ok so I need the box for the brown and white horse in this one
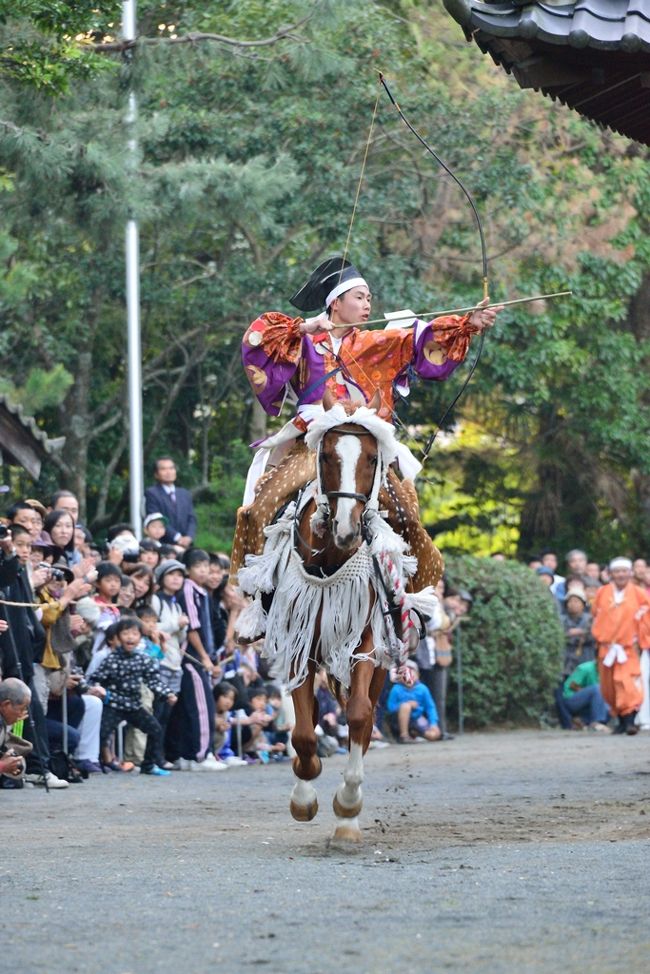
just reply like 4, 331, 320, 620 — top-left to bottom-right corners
288, 391, 391, 842
237, 391, 425, 842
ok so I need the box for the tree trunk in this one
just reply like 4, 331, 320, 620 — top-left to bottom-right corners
59, 348, 93, 522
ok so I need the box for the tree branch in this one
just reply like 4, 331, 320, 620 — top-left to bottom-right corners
86, 13, 315, 54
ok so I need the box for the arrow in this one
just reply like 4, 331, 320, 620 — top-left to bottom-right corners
354, 290, 572, 330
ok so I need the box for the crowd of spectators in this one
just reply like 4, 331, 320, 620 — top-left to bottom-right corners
0, 459, 298, 791
522, 548, 650, 735
2, 458, 649, 793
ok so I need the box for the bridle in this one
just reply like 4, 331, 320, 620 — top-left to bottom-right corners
318, 424, 377, 506
292, 423, 382, 559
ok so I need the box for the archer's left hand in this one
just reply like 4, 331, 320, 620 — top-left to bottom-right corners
468, 296, 502, 332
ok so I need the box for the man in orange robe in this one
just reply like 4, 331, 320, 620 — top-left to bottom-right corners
591, 557, 650, 734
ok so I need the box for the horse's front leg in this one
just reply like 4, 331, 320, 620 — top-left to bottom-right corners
289, 660, 322, 822
332, 637, 380, 842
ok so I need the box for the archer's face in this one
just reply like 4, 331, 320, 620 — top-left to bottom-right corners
330, 286, 372, 326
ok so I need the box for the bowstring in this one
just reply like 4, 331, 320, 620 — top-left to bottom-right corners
333, 86, 414, 436
338, 87, 381, 283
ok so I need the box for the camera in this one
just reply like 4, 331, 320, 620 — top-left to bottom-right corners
38, 561, 65, 581
0, 523, 10, 540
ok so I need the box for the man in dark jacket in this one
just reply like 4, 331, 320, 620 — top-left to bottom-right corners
144, 457, 197, 549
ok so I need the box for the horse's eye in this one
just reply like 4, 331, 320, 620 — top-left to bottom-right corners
370, 455, 378, 466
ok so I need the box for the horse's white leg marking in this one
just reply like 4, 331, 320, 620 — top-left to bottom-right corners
334, 742, 364, 813
333, 743, 364, 840
291, 777, 318, 808
290, 774, 319, 822
333, 435, 361, 546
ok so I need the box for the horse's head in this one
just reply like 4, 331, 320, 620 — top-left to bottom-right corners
318, 391, 381, 551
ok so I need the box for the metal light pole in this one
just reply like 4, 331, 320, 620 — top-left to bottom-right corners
122, 0, 143, 538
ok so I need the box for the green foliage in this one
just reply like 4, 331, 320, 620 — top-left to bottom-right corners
443, 555, 564, 727
0, 0, 649, 555
0, 2, 119, 93
0, 364, 73, 410
193, 441, 249, 553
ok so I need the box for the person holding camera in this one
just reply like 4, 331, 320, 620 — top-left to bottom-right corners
0, 677, 33, 789
35, 560, 105, 773
2, 525, 68, 787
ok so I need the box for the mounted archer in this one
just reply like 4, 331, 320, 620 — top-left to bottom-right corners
231, 255, 500, 592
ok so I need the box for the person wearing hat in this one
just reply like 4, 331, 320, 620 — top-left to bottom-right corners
143, 512, 168, 544
591, 557, 650, 734
150, 559, 189, 699
232, 255, 501, 589
559, 585, 595, 678
535, 566, 555, 588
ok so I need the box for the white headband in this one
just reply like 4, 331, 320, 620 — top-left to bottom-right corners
325, 277, 367, 308
609, 557, 632, 570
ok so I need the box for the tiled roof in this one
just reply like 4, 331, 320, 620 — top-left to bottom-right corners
444, 1, 650, 144
0, 394, 65, 479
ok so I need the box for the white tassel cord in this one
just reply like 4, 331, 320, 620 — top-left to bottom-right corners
237, 403, 440, 689
236, 502, 435, 692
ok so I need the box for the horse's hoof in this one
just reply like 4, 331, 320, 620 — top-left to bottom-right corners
332, 824, 363, 844
332, 793, 363, 819
290, 798, 319, 822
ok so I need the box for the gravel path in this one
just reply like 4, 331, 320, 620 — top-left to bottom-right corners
3, 729, 649, 973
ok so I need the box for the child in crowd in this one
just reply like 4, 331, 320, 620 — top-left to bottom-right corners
255, 685, 288, 762
135, 604, 165, 662
212, 682, 247, 766
138, 540, 161, 571
85, 562, 121, 655
236, 685, 274, 763
165, 549, 223, 771
117, 574, 136, 611
143, 513, 183, 556
90, 617, 177, 776
151, 560, 188, 695
386, 660, 441, 743
129, 564, 154, 609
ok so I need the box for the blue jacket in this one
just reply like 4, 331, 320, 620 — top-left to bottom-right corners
387, 681, 439, 726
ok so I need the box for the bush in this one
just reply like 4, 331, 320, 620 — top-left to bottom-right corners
442, 555, 564, 727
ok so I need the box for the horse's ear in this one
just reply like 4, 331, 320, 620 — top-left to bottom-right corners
368, 389, 381, 412
322, 389, 336, 411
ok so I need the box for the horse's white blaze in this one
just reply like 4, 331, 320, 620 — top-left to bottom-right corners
333, 435, 362, 544
335, 741, 364, 810
291, 777, 317, 808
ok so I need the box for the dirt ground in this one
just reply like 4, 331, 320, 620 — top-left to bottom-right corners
3, 729, 649, 973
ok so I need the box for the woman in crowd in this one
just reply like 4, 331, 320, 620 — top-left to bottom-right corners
42, 510, 77, 567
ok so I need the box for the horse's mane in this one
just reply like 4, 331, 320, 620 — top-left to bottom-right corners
304, 402, 399, 467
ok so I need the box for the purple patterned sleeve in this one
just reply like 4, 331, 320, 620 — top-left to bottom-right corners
410, 320, 462, 381
242, 312, 303, 416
